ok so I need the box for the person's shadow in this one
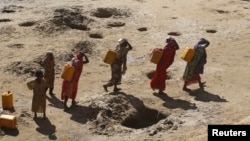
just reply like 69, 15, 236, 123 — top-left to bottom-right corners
64, 104, 98, 124
187, 88, 228, 102
46, 94, 64, 109
34, 117, 57, 140
153, 92, 197, 110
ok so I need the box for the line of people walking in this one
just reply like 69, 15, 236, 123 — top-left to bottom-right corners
150, 37, 210, 94
26, 37, 210, 119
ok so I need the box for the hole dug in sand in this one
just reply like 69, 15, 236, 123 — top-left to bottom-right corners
88, 94, 169, 135
121, 107, 167, 129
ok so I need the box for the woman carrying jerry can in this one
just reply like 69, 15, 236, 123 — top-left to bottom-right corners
182, 38, 210, 92
61, 51, 89, 110
150, 37, 179, 94
103, 38, 133, 92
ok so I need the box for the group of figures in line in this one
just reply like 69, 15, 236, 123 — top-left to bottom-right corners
26, 37, 210, 119
150, 37, 210, 94
27, 50, 89, 119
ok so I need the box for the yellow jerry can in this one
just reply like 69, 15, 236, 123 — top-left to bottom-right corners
181, 47, 195, 62
0, 114, 17, 129
61, 63, 75, 81
2, 91, 13, 109
103, 49, 117, 64
150, 49, 163, 64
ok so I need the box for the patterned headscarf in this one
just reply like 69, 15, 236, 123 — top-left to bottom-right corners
194, 38, 210, 49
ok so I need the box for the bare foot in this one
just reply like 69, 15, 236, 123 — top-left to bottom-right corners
64, 105, 69, 111
199, 82, 206, 88
49, 92, 55, 95
103, 85, 108, 92
71, 100, 78, 106
113, 87, 121, 92
183, 87, 191, 92
158, 90, 165, 94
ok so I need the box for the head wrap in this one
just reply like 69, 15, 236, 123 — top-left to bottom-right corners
166, 36, 174, 43
35, 70, 43, 78
76, 52, 84, 60
194, 38, 210, 49
46, 51, 54, 58
118, 38, 127, 44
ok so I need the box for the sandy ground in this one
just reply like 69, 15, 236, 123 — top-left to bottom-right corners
0, 0, 250, 141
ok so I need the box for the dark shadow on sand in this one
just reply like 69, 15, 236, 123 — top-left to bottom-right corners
64, 104, 98, 124
34, 117, 57, 140
111, 91, 167, 129
114, 91, 146, 109
187, 88, 228, 102
153, 92, 197, 110
107, 91, 169, 114
2, 107, 16, 113
46, 94, 64, 109
64, 90, 167, 129
0, 127, 19, 136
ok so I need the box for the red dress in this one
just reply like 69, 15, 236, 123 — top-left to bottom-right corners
61, 54, 84, 100
150, 41, 177, 91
